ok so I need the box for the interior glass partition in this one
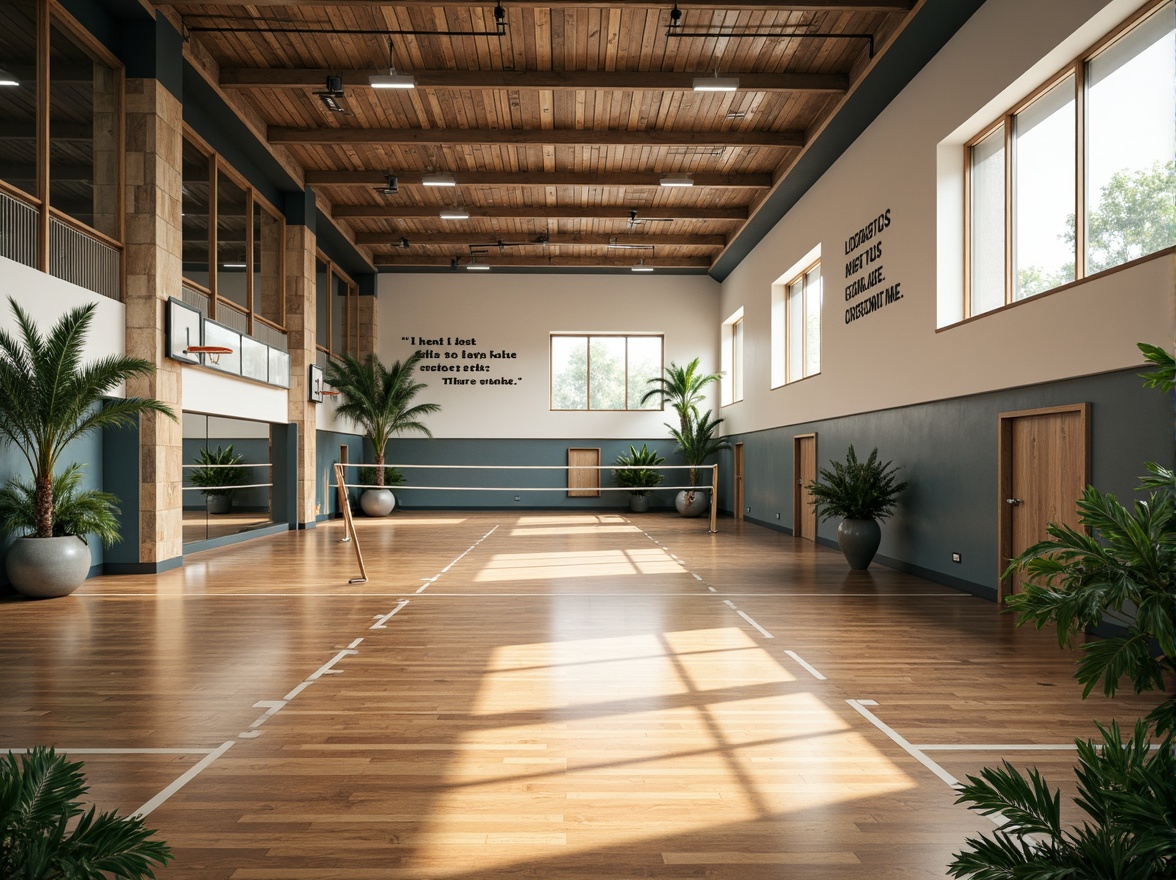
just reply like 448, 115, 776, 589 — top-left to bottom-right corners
181, 412, 282, 545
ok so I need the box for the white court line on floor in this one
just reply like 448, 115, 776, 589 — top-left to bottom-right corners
416, 525, 500, 593
307, 649, 359, 681
371, 599, 410, 629
785, 650, 825, 680
81, 591, 971, 599
132, 740, 235, 819
916, 743, 1082, 751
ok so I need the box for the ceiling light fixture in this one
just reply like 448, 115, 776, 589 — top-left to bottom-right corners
466, 261, 490, 271
315, 75, 348, 112
631, 260, 655, 272
659, 173, 694, 187
440, 208, 469, 220
693, 71, 739, 92
375, 173, 398, 195
0, 67, 20, 87
422, 172, 456, 187
370, 38, 416, 89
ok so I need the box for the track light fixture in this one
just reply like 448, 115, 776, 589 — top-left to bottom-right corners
376, 173, 398, 195
631, 260, 655, 272
370, 38, 416, 89
315, 75, 348, 112
440, 208, 470, 220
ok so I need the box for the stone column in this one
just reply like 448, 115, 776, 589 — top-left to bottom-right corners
123, 77, 184, 568
285, 191, 318, 527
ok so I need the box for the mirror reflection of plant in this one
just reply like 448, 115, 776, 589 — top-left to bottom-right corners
0, 464, 121, 546
357, 466, 405, 488
612, 444, 665, 497
188, 445, 249, 498
0, 746, 172, 879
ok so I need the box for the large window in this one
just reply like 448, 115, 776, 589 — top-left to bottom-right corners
771, 253, 821, 387
966, 1, 1175, 317
720, 308, 744, 406
550, 334, 662, 411
315, 254, 358, 366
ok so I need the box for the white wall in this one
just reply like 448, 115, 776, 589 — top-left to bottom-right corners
376, 272, 721, 439
719, 0, 1174, 437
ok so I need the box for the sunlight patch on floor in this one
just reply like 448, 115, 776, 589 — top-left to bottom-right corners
474, 548, 685, 581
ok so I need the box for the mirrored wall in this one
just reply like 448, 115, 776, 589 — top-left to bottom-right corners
182, 413, 282, 545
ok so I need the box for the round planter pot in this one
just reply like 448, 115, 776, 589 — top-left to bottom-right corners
5, 535, 91, 599
837, 518, 882, 570
360, 488, 397, 517
628, 494, 650, 513
675, 489, 709, 517
205, 494, 232, 515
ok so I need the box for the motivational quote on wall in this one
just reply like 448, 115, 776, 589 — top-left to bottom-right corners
404, 335, 523, 387
843, 208, 903, 325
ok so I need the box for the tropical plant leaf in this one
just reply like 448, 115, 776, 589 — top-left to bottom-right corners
805, 445, 909, 522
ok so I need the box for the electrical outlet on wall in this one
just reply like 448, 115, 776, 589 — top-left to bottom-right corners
775, 513, 781, 519
952, 552, 961, 563
745, 507, 751, 513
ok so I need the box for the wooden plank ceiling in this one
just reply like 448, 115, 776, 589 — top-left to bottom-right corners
166, 1, 915, 271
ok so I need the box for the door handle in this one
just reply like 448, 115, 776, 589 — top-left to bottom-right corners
1006, 498, 1022, 505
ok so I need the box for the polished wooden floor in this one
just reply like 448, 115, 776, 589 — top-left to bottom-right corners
0, 512, 1161, 879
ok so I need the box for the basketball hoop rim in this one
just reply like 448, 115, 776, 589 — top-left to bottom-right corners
184, 345, 234, 355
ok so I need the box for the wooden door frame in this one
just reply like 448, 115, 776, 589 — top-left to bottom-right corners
997, 403, 1090, 604
793, 433, 817, 539
734, 442, 744, 520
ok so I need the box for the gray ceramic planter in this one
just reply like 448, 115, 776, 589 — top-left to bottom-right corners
5, 535, 91, 599
837, 518, 882, 570
360, 488, 396, 516
675, 489, 709, 517
628, 494, 650, 513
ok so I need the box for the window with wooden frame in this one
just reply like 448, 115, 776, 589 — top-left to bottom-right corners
315, 253, 359, 365
180, 131, 286, 342
771, 254, 822, 388
550, 334, 663, 412
721, 308, 744, 406
965, 0, 1175, 318
0, 0, 125, 301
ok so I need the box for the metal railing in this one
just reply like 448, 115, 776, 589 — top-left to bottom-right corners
49, 216, 121, 301
181, 282, 212, 316
0, 188, 38, 269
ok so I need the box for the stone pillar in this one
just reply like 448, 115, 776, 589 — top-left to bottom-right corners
285, 190, 318, 527
123, 77, 184, 568
357, 272, 378, 357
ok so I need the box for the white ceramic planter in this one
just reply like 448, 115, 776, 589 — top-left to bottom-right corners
5, 535, 91, 599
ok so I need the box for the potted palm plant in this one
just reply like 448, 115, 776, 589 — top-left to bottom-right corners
612, 444, 665, 512
805, 445, 908, 569
0, 298, 174, 598
641, 357, 722, 437
669, 409, 730, 517
188, 444, 249, 514
325, 350, 439, 516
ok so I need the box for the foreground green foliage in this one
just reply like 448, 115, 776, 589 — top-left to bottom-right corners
0, 464, 121, 546
0, 747, 172, 879
806, 444, 909, 522
949, 720, 1175, 879
325, 351, 440, 486
0, 298, 174, 539
613, 444, 666, 496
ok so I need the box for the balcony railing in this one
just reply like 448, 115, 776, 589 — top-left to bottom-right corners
0, 187, 37, 269
49, 216, 121, 301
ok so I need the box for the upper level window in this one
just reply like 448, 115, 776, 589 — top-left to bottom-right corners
550, 334, 662, 411
315, 255, 358, 365
966, 1, 1175, 317
721, 308, 744, 405
771, 247, 822, 387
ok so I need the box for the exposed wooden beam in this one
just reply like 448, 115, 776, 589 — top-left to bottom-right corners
373, 255, 714, 270
4, 123, 94, 141
167, 1, 910, 10
307, 170, 772, 189
335, 205, 747, 220
222, 68, 848, 94
270, 127, 801, 148
357, 231, 726, 247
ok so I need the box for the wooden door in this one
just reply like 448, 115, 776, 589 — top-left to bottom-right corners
793, 434, 817, 541
998, 405, 1089, 602
567, 448, 600, 497
734, 443, 745, 520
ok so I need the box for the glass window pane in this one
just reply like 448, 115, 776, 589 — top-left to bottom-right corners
970, 126, 1006, 315
787, 280, 803, 382
0, 0, 37, 204
1086, 3, 1176, 274
731, 320, 744, 401
182, 140, 211, 284
588, 336, 626, 410
315, 259, 329, 346
626, 336, 662, 409
1014, 77, 1076, 300
331, 273, 346, 354
254, 202, 283, 327
216, 174, 248, 308
804, 268, 822, 377
551, 336, 587, 410
49, 24, 119, 239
